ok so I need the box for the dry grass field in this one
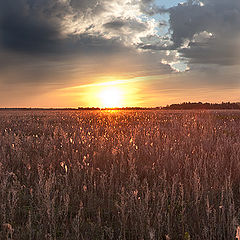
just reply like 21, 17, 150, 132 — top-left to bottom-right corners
0, 110, 240, 239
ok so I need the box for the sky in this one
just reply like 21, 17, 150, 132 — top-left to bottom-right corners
1, 0, 240, 108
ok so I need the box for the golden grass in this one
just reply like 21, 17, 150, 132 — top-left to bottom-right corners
0, 110, 240, 239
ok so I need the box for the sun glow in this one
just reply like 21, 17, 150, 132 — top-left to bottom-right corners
99, 87, 123, 108
57, 76, 144, 107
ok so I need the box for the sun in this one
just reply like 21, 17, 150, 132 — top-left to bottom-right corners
99, 86, 123, 108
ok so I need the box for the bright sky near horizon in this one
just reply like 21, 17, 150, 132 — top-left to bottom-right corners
0, 0, 240, 108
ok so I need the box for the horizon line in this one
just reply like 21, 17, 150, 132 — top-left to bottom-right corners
1, 102, 240, 110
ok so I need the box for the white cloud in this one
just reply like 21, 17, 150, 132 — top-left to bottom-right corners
192, 31, 214, 43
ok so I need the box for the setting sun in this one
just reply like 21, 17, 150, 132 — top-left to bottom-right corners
99, 87, 123, 108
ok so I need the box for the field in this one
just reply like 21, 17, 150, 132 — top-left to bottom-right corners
0, 110, 240, 240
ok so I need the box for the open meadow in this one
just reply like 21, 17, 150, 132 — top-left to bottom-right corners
0, 110, 240, 240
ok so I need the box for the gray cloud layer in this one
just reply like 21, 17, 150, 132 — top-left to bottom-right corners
0, 0, 123, 55
0, 0, 239, 97
169, 0, 240, 65
137, 0, 240, 67
1, 0, 239, 62
0, 0, 177, 89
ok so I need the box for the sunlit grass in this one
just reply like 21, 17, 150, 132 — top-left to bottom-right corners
0, 110, 240, 239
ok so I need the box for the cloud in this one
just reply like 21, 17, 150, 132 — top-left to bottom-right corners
0, 14, 61, 54
0, 0, 158, 54
103, 18, 147, 32
137, 0, 240, 68
0, 0, 177, 83
1, 0, 239, 68
69, 0, 103, 11
1, 0, 239, 99
0, 0, 69, 54
167, 0, 240, 65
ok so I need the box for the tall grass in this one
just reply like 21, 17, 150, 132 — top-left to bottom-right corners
0, 110, 240, 239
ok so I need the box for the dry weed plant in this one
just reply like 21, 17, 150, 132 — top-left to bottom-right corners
0, 110, 240, 239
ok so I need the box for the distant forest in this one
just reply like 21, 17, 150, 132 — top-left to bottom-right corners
163, 102, 240, 110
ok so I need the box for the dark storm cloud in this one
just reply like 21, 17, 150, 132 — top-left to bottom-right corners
0, 0, 141, 86
0, 0, 121, 55
0, 0, 156, 60
0, 14, 61, 53
62, 34, 129, 56
0, 0, 65, 54
103, 18, 147, 33
139, 0, 240, 66
1, 0, 239, 68
104, 20, 126, 30
179, 40, 238, 66
169, 0, 240, 65
169, 0, 240, 46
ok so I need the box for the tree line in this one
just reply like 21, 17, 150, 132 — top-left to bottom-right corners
163, 102, 240, 110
